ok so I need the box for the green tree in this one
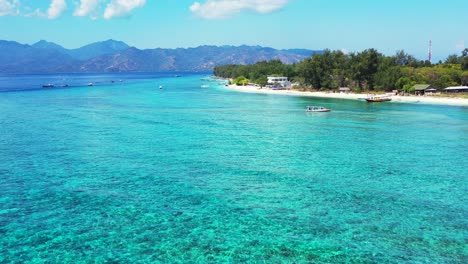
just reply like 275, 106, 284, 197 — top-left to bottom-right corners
461, 48, 468, 70
395, 77, 414, 92
393, 50, 418, 66
348, 49, 382, 91
432, 75, 455, 89
254, 76, 268, 87
233, 76, 249, 86
295, 57, 315, 87
402, 83, 415, 94
445, 54, 460, 64
460, 71, 468, 85
375, 56, 401, 91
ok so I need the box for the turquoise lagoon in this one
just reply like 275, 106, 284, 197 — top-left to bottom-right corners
0, 73, 467, 263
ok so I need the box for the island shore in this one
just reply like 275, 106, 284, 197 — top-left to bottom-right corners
224, 84, 468, 106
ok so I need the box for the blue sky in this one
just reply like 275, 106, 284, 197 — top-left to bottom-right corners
0, 0, 467, 61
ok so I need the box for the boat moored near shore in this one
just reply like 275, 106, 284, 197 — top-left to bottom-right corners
365, 95, 392, 102
306, 106, 331, 112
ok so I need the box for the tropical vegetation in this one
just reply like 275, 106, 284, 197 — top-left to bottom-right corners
213, 48, 468, 92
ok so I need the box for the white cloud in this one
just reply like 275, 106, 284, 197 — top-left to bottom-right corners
0, 0, 18, 16
189, 0, 290, 19
0, 0, 146, 19
103, 0, 146, 19
74, 0, 102, 17
47, 0, 67, 19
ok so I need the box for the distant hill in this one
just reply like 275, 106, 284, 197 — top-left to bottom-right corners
69, 39, 130, 60
0, 40, 322, 73
0, 40, 78, 73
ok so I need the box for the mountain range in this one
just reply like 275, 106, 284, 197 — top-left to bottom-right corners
0, 39, 321, 73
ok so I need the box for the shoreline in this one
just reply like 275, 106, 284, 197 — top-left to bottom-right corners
224, 84, 468, 106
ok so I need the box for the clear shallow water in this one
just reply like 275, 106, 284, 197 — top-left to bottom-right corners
0, 74, 467, 263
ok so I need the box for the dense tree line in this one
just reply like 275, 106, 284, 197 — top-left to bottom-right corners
213, 49, 468, 92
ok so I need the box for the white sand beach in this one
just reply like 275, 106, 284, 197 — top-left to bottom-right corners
225, 84, 468, 106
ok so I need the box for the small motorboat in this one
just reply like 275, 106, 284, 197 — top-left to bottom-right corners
87, 82, 93, 86
159, 85, 163, 89
306, 106, 331, 112
42, 84, 54, 88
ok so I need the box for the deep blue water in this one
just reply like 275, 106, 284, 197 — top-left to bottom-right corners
0, 73, 467, 262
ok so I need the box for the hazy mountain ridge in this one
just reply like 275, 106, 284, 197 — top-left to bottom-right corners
69, 39, 130, 60
0, 40, 322, 73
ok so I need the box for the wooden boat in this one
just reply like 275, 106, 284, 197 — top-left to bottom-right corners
365, 95, 392, 102
306, 106, 331, 112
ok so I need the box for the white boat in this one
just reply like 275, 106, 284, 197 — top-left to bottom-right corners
159, 85, 163, 89
306, 106, 331, 112
201, 84, 209, 88
87, 82, 93, 86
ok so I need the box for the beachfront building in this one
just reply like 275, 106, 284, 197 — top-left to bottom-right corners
413, 84, 437, 95
338, 87, 351, 93
267, 76, 291, 89
444, 86, 468, 93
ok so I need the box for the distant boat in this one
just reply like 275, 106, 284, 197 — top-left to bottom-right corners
306, 106, 331, 112
200, 84, 209, 88
42, 84, 54, 88
87, 83, 93, 86
159, 85, 163, 89
365, 95, 391, 102
174, 75, 181, 77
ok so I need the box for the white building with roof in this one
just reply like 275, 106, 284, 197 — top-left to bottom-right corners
267, 76, 291, 89
444, 86, 468, 92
